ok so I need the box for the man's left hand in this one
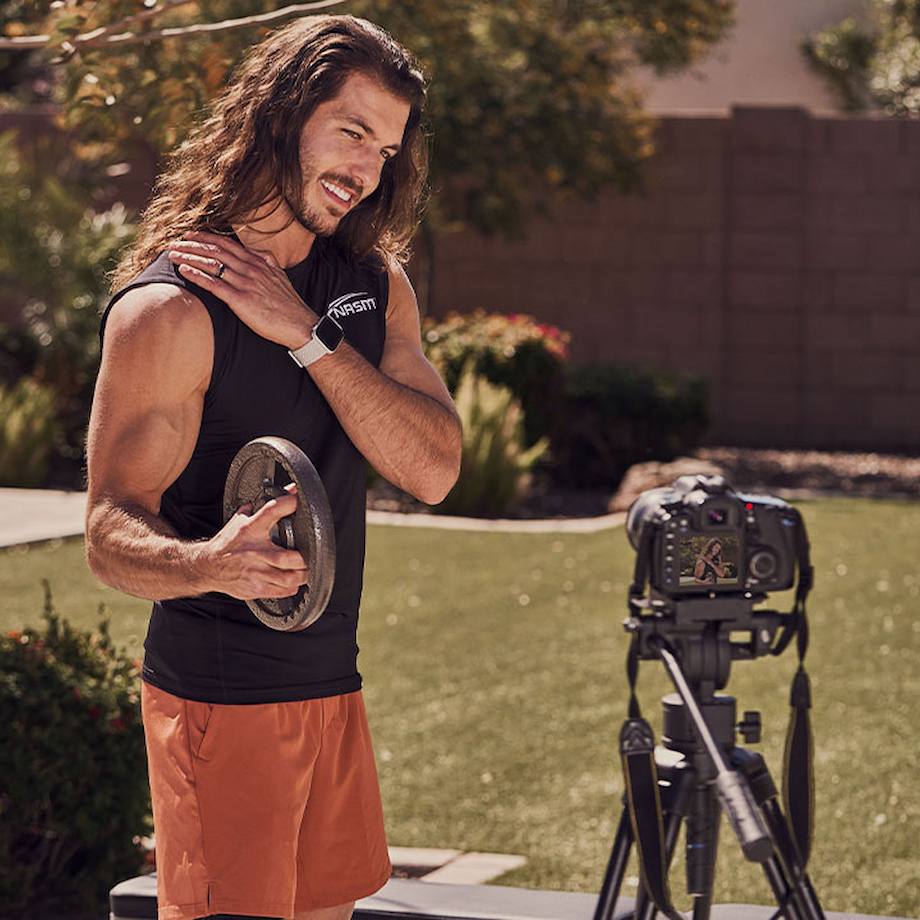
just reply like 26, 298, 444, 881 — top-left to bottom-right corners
166, 230, 317, 349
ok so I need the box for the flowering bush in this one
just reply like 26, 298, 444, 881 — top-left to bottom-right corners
0, 584, 149, 916
422, 310, 570, 447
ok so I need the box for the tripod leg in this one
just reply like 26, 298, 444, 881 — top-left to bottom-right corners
759, 845, 805, 920
685, 782, 720, 920
732, 750, 826, 920
594, 806, 634, 920
760, 800, 824, 920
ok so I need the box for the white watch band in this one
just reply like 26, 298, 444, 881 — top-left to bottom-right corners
288, 315, 344, 368
288, 335, 331, 369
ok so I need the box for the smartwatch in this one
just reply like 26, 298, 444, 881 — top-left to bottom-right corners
288, 314, 345, 369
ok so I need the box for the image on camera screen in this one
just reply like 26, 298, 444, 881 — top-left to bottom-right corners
679, 534, 740, 587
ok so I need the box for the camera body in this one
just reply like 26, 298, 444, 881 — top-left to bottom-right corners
627, 475, 801, 597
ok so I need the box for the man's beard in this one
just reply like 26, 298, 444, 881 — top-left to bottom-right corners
285, 190, 337, 238
288, 157, 362, 237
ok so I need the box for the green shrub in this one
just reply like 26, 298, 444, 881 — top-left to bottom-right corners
437, 362, 548, 517
550, 362, 709, 490
0, 584, 149, 917
0, 377, 58, 487
422, 310, 570, 446
0, 131, 136, 488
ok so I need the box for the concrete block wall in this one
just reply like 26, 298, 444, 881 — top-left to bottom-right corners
424, 107, 918, 452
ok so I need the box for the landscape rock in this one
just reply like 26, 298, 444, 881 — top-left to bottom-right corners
608, 456, 727, 513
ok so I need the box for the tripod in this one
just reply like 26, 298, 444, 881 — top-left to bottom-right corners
593, 624, 825, 920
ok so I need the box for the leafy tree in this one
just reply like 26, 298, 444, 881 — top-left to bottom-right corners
803, 0, 920, 115
1, 0, 736, 236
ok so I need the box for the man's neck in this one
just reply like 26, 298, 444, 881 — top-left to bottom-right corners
231, 198, 316, 269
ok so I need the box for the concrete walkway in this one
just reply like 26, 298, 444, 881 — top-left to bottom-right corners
0, 487, 625, 549
0, 487, 88, 548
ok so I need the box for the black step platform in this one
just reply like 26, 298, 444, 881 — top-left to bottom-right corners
108, 873, 907, 920
109, 873, 610, 920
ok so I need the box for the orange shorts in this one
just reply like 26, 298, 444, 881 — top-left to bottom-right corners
141, 682, 391, 920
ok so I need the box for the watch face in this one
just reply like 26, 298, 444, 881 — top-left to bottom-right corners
315, 315, 345, 351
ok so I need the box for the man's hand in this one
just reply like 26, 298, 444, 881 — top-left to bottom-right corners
166, 230, 317, 349
200, 489, 310, 601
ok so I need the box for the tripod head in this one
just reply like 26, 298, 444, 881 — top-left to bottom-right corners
625, 594, 784, 698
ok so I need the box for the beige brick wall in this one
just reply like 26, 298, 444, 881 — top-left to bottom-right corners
423, 107, 918, 452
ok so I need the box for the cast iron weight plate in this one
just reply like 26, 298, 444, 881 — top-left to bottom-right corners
222, 437, 335, 632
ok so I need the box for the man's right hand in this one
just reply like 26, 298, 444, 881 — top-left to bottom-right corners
201, 492, 310, 600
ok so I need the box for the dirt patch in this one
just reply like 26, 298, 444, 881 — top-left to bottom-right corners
369, 447, 920, 520
696, 447, 920, 500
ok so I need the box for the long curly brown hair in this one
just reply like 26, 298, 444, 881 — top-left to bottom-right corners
702, 538, 723, 560
110, 14, 428, 291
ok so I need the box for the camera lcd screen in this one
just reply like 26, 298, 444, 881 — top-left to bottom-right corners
679, 533, 740, 587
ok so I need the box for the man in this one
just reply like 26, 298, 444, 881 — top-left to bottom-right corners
85, 15, 461, 920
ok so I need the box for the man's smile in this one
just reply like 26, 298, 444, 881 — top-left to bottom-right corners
320, 178, 357, 207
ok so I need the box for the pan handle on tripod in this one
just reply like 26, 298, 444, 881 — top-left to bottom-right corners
715, 772, 772, 863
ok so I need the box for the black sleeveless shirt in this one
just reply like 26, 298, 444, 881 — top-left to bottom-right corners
700, 557, 719, 583
100, 233, 388, 704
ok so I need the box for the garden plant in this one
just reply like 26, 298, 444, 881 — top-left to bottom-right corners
0, 584, 149, 917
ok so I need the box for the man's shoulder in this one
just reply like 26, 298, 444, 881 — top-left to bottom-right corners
102, 247, 222, 342
98, 280, 213, 395
381, 259, 417, 319
102, 282, 212, 348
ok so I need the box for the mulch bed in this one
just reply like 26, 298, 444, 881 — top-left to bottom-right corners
696, 447, 920, 500
368, 447, 920, 520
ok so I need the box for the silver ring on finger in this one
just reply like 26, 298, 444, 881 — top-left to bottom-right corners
216, 260, 226, 279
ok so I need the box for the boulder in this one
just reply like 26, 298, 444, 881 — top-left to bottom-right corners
608, 456, 727, 513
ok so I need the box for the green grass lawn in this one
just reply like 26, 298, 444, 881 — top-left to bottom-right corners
2, 498, 918, 918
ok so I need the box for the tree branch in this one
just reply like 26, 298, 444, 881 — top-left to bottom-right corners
0, 0, 350, 53
75, 0, 198, 48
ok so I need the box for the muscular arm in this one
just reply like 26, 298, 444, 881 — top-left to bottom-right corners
85, 284, 306, 601
84, 285, 215, 598
306, 264, 461, 504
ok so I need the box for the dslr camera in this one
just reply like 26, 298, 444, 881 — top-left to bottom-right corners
626, 474, 802, 597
